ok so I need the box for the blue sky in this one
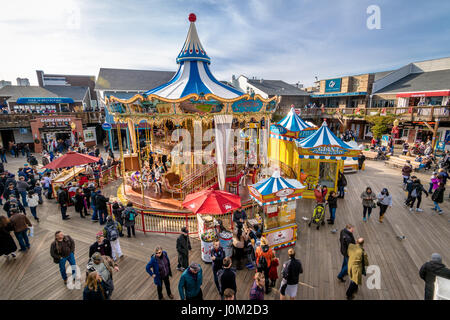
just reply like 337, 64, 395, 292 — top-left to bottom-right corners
1, 0, 449, 87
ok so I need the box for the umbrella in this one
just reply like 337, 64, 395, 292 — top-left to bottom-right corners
182, 189, 241, 215
43, 151, 100, 170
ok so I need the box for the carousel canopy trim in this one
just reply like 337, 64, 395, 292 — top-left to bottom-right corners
299, 155, 358, 160
277, 107, 312, 132
251, 171, 305, 196
249, 194, 302, 206
269, 134, 296, 142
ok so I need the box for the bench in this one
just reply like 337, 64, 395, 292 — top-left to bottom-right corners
362, 150, 378, 160
384, 156, 421, 170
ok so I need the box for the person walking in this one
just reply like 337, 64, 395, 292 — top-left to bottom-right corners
10, 210, 32, 251
50, 231, 76, 285
337, 224, 356, 282
83, 271, 107, 300
103, 216, 123, 261
57, 186, 70, 220
431, 183, 445, 214
210, 240, 225, 294
346, 238, 369, 300
217, 256, 236, 300
146, 246, 174, 300
89, 231, 112, 258
280, 248, 303, 300
74, 188, 88, 218
176, 227, 191, 271
428, 172, 440, 193
377, 188, 392, 223
26, 190, 40, 222
360, 187, 376, 222
255, 237, 275, 294
0, 146, 7, 163
337, 171, 347, 198
33, 181, 43, 204
95, 190, 109, 225
402, 161, 413, 187
249, 272, 265, 300
419, 253, 450, 300
16, 176, 30, 208
90, 185, 99, 222
122, 202, 137, 237
268, 256, 279, 288
408, 179, 428, 212
42, 173, 53, 200
327, 191, 338, 224
112, 202, 125, 237
0, 216, 17, 259
86, 252, 119, 299
178, 262, 203, 300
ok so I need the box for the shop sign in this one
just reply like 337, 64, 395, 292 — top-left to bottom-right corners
231, 99, 263, 113
325, 78, 341, 93
266, 227, 295, 247
275, 188, 294, 198
40, 118, 71, 127
298, 129, 316, 139
40, 118, 71, 123
270, 124, 287, 135
102, 122, 112, 130
310, 146, 346, 155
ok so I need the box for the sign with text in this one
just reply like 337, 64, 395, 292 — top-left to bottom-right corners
265, 226, 295, 247
270, 124, 287, 135
325, 78, 342, 92
310, 146, 347, 155
231, 99, 263, 113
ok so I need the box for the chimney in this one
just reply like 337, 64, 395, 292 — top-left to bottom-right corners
260, 78, 263, 83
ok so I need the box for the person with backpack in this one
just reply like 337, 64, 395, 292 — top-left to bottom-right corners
112, 202, 125, 237
210, 240, 226, 294
337, 224, 356, 282
3, 193, 26, 218
103, 216, 123, 261
89, 231, 112, 259
408, 179, 428, 212
176, 227, 191, 271
57, 186, 70, 220
217, 256, 236, 300
95, 190, 109, 225
26, 190, 40, 222
431, 183, 445, 214
122, 202, 137, 238
337, 171, 347, 198
146, 246, 174, 300
255, 237, 275, 294
50, 231, 77, 285
280, 248, 303, 300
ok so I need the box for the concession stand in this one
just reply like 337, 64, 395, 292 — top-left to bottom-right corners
248, 171, 305, 250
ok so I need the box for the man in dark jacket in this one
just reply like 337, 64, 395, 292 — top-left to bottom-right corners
210, 240, 226, 294
10, 210, 32, 251
280, 248, 303, 300
402, 161, 413, 186
95, 190, 109, 225
89, 232, 112, 258
408, 179, 428, 212
146, 246, 174, 300
232, 209, 247, 229
419, 253, 450, 300
3, 183, 20, 204
57, 187, 70, 220
357, 154, 366, 170
217, 257, 236, 299
337, 224, 355, 282
50, 231, 76, 285
3, 195, 26, 217
176, 227, 191, 271
337, 171, 347, 198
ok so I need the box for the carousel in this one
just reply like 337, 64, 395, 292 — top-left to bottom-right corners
103, 13, 280, 211
295, 121, 361, 198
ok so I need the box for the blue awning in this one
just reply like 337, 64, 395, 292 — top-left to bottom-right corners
16, 97, 74, 104
310, 92, 367, 98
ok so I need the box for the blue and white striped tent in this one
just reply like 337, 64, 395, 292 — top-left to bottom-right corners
145, 15, 244, 100
277, 107, 312, 132
296, 121, 360, 160
249, 171, 305, 206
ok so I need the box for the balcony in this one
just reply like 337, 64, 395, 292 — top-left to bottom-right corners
298, 106, 450, 122
0, 111, 104, 128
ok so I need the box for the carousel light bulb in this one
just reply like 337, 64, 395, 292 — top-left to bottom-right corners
189, 13, 196, 22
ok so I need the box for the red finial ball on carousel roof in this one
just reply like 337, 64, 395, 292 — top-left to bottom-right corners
189, 13, 196, 22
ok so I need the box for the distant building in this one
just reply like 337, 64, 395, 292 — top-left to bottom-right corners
0, 80, 12, 89
232, 75, 310, 115
16, 78, 30, 86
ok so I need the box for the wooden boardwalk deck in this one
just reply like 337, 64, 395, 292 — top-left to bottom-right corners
0, 160, 449, 300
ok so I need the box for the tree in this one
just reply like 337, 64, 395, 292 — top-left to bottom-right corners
365, 115, 397, 139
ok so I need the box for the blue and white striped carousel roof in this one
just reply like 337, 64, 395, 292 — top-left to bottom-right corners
145, 14, 244, 100
277, 107, 312, 132
251, 171, 305, 196
297, 120, 357, 150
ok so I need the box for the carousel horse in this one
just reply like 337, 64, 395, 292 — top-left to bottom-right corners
130, 171, 141, 189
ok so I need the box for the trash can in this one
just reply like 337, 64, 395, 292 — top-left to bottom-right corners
219, 231, 233, 257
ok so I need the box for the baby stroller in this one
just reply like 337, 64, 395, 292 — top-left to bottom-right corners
308, 203, 327, 230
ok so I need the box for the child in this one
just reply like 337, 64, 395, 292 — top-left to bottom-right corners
268, 256, 279, 287
26, 190, 40, 222
428, 172, 440, 193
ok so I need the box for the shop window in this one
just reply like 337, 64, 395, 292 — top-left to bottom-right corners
319, 162, 337, 188
426, 97, 443, 106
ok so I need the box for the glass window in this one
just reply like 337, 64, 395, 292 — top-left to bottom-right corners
319, 161, 337, 189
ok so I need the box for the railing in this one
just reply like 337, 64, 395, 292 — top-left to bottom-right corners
298, 106, 450, 121
0, 111, 104, 128
117, 201, 259, 237
98, 164, 120, 188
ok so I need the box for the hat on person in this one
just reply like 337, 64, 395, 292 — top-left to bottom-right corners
92, 252, 102, 261
24, 164, 29, 167
189, 263, 200, 272
181, 227, 188, 234
96, 231, 104, 239
431, 253, 442, 263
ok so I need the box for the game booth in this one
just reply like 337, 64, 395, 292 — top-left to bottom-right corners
248, 171, 305, 250
295, 121, 361, 198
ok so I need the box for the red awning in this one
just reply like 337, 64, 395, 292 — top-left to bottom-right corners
396, 90, 450, 98
43, 152, 100, 169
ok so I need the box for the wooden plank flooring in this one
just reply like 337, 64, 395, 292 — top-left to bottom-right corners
0, 159, 449, 300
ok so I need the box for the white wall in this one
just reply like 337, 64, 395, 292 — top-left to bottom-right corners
237, 76, 269, 98
13, 129, 34, 143
413, 57, 450, 73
